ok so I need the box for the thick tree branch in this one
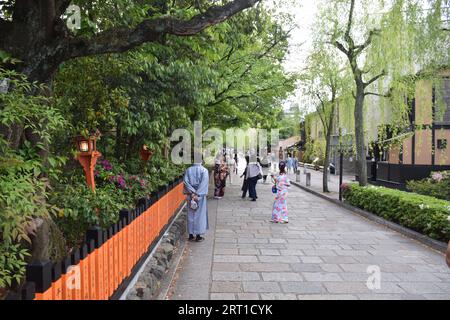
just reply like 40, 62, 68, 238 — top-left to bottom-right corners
67, 0, 261, 59
344, 0, 356, 47
208, 82, 286, 107
0, 19, 12, 46
41, 0, 56, 39
364, 70, 386, 88
365, 91, 391, 98
334, 40, 349, 56
354, 29, 380, 56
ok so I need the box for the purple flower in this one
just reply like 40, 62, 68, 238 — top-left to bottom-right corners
100, 159, 113, 171
117, 175, 127, 189
432, 173, 443, 182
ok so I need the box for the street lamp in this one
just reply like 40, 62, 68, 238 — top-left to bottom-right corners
75, 132, 102, 192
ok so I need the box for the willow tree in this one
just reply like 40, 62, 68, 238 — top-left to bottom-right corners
301, 46, 352, 192
319, 0, 449, 186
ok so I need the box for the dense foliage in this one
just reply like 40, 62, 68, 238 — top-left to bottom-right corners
0, 2, 295, 295
301, 0, 449, 186
0, 69, 66, 290
407, 171, 450, 201
342, 183, 450, 242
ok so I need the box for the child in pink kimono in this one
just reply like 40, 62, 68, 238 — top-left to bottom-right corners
271, 161, 291, 224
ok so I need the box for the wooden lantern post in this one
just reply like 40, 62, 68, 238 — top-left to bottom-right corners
75, 133, 102, 192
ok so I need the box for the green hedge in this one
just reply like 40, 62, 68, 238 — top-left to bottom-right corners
406, 171, 450, 201
342, 184, 450, 243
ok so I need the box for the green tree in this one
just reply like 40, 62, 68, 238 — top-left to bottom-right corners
317, 0, 448, 186
301, 47, 352, 192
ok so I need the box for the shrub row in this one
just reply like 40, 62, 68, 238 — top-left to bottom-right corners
407, 171, 450, 201
342, 184, 450, 243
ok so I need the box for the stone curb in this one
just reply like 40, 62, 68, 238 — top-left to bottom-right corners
126, 210, 187, 300
291, 181, 448, 254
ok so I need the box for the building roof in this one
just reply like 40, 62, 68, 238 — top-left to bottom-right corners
279, 136, 301, 149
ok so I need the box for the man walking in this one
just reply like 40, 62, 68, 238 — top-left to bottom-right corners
184, 161, 209, 242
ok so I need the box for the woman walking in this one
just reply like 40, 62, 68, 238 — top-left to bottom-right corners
241, 156, 250, 198
246, 159, 263, 202
214, 153, 229, 199
227, 153, 236, 184
271, 161, 291, 224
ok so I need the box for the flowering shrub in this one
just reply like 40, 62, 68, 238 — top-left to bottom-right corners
407, 171, 450, 201
340, 183, 351, 194
51, 158, 184, 249
94, 158, 152, 204
342, 184, 450, 242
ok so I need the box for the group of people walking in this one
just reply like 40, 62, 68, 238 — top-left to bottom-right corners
183, 152, 292, 241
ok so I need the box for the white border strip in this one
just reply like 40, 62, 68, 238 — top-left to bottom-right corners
119, 202, 187, 300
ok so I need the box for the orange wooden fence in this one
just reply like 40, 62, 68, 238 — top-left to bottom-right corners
22, 178, 185, 300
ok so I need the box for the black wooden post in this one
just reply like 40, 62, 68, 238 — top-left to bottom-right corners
339, 151, 344, 202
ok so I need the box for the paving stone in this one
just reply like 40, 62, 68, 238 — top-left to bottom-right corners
298, 294, 358, 300
239, 263, 292, 272
323, 282, 372, 294
290, 263, 323, 272
258, 255, 300, 263
214, 255, 258, 263
395, 273, 443, 282
212, 263, 241, 272
212, 272, 261, 281
302, 272, 343, 282
321, 256, 359, 265
237, 293, 261, 300
210, 293, 236, 300
211, 281, 242, 293
340, 272, 400, 282
259, 249, 281, 256
214, 248, 239, 255
281, 282, 326, 294
269, 239, 287, 244
300, 256, 323, 264
261, 272, 304, 282
320, 264, 343, 273
243, 282, 281, 293
260, 293, 297, 300
303, 249, 338, 257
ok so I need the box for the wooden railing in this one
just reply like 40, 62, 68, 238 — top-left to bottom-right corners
18, 177, 185, 300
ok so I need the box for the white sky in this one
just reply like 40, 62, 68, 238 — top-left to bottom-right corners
266, 0, 320, 113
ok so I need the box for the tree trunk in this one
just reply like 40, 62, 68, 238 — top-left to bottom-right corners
323, 132, 331, 193
354, 83, 368, 186
323, 103, 335, 193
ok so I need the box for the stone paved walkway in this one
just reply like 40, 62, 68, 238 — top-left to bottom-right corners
168, 174, 450, 300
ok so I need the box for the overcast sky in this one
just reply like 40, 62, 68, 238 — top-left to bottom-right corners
266, 0, 321, 113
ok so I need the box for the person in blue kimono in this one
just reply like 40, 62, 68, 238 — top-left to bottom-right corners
184, 162, 210, 242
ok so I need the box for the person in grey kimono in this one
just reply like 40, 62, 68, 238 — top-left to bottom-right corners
184, 162, 210, 242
